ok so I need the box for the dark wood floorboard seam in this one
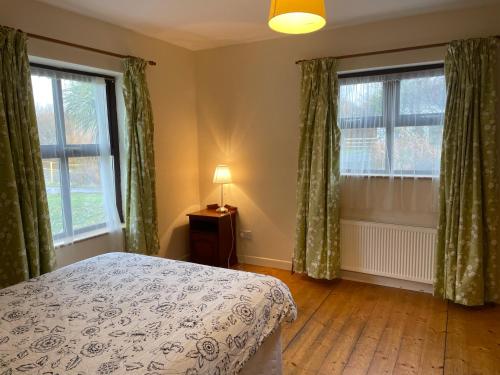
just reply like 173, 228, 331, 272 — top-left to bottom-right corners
442, 301, 449, 375
339, 289, 384, 374
339, 318, 369, 373
282, 285, 336, 354
315, 284, 366, 371
364, 290, 402, 373
387, 293, 414, 375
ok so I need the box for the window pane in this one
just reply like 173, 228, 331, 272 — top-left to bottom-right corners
341, 127, 387, 173
42, 159, 64, 235
397, 75, 445, 175
69, 157, 106, 230
340, 80, 386, 174
393, 125, 443, 174
62, 80, 99, 144
400, 76, 446, 115
32, 76, 57, 145
339, 81, 383, 119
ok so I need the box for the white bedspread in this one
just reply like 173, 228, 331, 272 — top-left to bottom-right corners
0, 252, 296, 374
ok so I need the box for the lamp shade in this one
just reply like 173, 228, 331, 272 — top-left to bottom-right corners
268, 0, 326, 34
213, 165, 232, 184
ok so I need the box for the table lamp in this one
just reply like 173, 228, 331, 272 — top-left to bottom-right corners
213, 164, 232, 213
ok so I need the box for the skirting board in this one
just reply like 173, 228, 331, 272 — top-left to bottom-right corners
238, 254, 433, 294
238, 254, 293, 271
340, 270, 433, 293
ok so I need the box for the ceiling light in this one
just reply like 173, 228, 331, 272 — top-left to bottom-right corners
268, 0, 327, 35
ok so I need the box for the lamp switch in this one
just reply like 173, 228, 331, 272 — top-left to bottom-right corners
240, 230, 252, 239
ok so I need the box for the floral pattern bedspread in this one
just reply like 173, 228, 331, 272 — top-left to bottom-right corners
0, 252, 296, 374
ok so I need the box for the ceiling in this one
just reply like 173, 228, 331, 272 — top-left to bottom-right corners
37, 0, 498, 50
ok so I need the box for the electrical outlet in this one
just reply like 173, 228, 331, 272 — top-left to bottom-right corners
239, 230, 252, 239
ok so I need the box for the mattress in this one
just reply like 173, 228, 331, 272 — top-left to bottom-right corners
0, 252, 296, 374
240, 326, 282, 375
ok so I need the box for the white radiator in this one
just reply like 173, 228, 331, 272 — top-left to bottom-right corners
340, 220, 436, 284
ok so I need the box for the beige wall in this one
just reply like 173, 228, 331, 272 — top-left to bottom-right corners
0, 0, 200, 265
195, 4, 500, 267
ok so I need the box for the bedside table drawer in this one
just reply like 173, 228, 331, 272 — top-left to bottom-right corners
190, 219, 218, 232
190, 231, 218, 266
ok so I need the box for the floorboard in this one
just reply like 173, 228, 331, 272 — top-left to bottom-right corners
235, 264, 500, 375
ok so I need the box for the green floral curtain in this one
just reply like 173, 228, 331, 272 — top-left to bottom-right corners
293, 58, 341, 280
123, 57, 160, 255
434, 37, 499, 306
0, 26, 55, 288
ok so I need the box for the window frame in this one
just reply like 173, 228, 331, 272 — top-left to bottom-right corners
31, 63, 123, 241
338, 63, 445, 177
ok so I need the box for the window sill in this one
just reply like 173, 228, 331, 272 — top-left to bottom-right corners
54, 228, 110, 249
341, 174, 437, 180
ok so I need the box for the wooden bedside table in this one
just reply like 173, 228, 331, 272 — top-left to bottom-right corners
187, 207, 237, 268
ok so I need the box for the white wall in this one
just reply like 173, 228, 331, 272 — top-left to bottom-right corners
194, 4, 500, 266
55, 234, 119, 268
0, 0, 201, 266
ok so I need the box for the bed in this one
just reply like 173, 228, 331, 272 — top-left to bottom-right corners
0, 252, 296, 374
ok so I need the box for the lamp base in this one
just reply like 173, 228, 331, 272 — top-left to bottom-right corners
216, 206, 228, 213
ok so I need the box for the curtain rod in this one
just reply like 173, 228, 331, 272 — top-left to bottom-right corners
295, 35, 500, 64
26, 32, 157, 66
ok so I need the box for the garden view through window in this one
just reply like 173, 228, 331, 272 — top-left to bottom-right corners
338, 65, 446, 177
31, 65, 121, 242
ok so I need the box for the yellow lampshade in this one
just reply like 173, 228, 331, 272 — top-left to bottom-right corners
268, 0, 326, 34
213, 165, 232, 184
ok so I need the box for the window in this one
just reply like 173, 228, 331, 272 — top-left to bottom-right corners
338, 64, 446, 177
30, 64, 122, 242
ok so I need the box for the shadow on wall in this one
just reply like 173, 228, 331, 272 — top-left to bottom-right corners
161, 223, 189, 260
204, 183, 294, 263
158, 204, 200, 260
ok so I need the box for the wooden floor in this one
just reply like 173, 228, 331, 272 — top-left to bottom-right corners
235, 264, 500, 375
